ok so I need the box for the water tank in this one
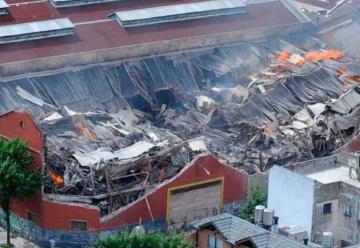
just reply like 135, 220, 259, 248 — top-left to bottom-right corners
321, 232, 334, 248
132, 225, 145, 235
254, 205, 265, 224
263, 208, 275, 226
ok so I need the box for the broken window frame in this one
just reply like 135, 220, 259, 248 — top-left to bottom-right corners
343, 204, 352, 217
70, 220, 88, 231
27, 210, 37, 223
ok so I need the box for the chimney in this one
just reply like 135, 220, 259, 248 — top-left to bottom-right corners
249, 216, 255, 224
272, 216, 279, 233
321, 232, 334, 248
303, 238, 309, 246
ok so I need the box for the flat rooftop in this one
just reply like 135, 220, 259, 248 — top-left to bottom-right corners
306, 166, 360, 188
295, 0, 343, 10
287, 153, 360, 188
0, 0, 310, 68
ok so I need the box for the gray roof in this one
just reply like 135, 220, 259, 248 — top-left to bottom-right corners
0, 18, 75, 44
192, 213, 308, 248
346, 245, 360, 248
51, 0, 121, 8
327, 87, 360, 114
0, 0, 8, 9
113, 0, 246, 27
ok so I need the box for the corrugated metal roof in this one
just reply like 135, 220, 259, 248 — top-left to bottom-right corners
113, 0, 247, 27
0, 0, 8, 8
191, 213, 308, 248
113, 141, 155, 160
0, 18, 74, 44
0, 0, 306, 65
51, 0, 120, 8
73, 149, 117, 166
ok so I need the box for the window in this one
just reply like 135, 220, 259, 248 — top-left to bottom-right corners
341, 240, 351, 247
323, 203, 332, 214
216, 239, 223, 248
208, 235, 222, 248
344, 204, 352, 217
27, 211, 37, 223
208, 235, 216, 248
20, 121, 25, 129
70, 220, 87, 231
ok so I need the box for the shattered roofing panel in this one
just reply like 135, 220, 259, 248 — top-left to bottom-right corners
113, 141, 155, 160
73, 149, 117, 166
1, 37, 359, 217
327, 87, 360, 114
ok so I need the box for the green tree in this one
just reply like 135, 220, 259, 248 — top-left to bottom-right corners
94, 231, 194, 248
240, 185, 267, 220
0, 138, 43, 247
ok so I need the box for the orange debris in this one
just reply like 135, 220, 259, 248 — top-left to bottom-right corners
348, 75, 360, 83
75, 119, 97, 140
305, 50, 343, 62
278, 50, 290, 62
50, 172, 64, 186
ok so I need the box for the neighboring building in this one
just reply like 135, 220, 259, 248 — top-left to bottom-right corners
191, 213, 308, 248
294, 0, 351, 15
0, 111, 248, 247
268, 152, 360, 247
0, 0, 313, 78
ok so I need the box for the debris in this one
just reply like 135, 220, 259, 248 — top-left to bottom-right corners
3, 38, 359, 218
305, 50, 343, 62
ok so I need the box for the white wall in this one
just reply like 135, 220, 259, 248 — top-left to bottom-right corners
268, 166, 315, 236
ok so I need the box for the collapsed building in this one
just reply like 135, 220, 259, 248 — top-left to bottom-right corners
1, 37, 360, 246
0, 0, 360, 247
0, 111, 249, 247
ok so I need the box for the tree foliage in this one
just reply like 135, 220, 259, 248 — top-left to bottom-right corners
240, 185, 267, 220
94, 231, 194, 248
0, 138, 44, 246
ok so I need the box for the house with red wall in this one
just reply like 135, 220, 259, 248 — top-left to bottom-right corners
0, 111, 248, 247
191, 213, 308, 248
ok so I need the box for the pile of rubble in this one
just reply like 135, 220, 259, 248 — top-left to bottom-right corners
4, 38, 360, 216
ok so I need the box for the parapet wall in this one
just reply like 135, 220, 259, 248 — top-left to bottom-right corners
0, 22, 314, 80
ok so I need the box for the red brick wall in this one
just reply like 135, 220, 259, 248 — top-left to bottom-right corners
0, 111, 101, 231
0, 111, 44, 154
0, 112, 247, 232
101, 155, 248, 229
197, 229, 232, 248
40, 200, 100, 230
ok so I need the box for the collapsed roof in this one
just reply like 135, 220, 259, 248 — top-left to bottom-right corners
1, 36, 360, 216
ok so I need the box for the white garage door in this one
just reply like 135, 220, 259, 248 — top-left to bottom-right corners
168, 179, 222, 231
